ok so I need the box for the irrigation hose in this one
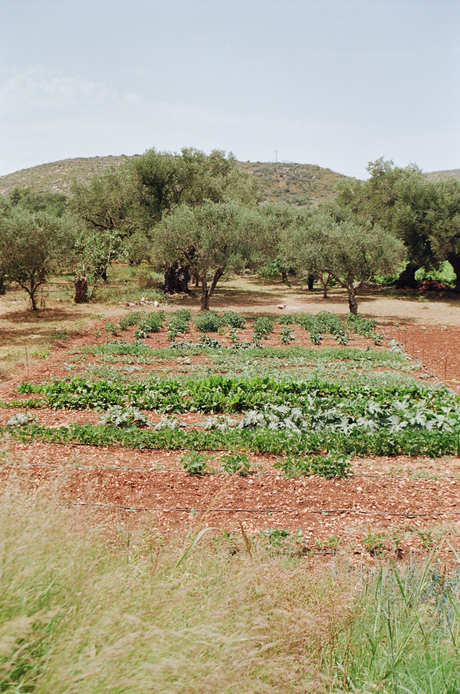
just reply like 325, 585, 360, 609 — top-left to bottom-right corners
65, 500, 460, 518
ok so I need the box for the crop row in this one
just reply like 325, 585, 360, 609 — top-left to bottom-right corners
4, 420, 460, 462
104, 309, 381, 344
18, 376, 460, 425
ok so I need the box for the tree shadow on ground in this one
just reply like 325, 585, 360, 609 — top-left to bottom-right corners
1, 308, 84, 323
170, 285, 287, 310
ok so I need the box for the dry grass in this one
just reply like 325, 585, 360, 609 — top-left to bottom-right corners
0, 487, 358, 693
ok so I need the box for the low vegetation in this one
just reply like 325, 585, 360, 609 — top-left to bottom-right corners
0, 494, 459, 693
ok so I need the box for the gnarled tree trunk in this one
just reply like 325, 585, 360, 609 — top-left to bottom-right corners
74, 276, 88, 303
395, 262, 419, 289
347, 278, 358, 314
164, 261, 190, 294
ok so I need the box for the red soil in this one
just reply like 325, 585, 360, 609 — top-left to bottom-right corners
2, 318, 460, 558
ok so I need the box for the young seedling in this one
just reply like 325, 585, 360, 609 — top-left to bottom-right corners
362, 533, 386, 556
180, 452, 208, 475
280, 326, 295, 345
221, 453, 252, 476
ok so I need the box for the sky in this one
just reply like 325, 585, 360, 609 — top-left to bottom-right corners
0, 0, 459, 180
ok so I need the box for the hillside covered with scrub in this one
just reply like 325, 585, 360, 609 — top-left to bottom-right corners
0, 155, 346, 206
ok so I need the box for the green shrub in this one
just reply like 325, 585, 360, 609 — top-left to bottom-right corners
167, 310, 191, 340
119, 312, 144, 330
194, 311, 222, 333
139, 312, 164, 334
278, 314, 296, 325
346, 313, 377, 337
252, 316, 275, 340
104, 321, 119, 336
280, 326, 295, 345
310, 332, 322, 345
98, 406, 153, 429
221, 311, 246, 329
180, 452, 208, 475
315, 311, 343, 335
221, 453, 252, 476
334, 330, 349, 346
199, 335, 222, 349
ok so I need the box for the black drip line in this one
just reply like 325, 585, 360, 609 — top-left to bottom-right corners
66, 501, 460, 518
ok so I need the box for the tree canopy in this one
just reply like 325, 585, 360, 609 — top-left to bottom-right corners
154, 201, 268, 310
336, 158, 440, 288
281, 205, 405, 313
130, 147, 261, 224
0, 205, 74, 309
69, 147, 261, 293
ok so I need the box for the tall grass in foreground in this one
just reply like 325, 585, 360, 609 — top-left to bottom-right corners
0, 491, 459, 693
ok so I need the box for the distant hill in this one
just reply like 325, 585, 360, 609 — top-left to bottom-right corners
0, 155, 347, 205
239, 161, 346, 205
424, 169, 460, 182
0, 155, 131, 197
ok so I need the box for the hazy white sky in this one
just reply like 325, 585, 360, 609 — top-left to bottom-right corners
0, 0, 459, 179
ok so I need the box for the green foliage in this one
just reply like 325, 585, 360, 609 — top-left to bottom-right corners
6, 419, 460, 462
9, 369, 460, 464
194, 311, 222, 333
17, 382, 43, 394
167, 310, 191, 340
180, 452, 208, 475
154, 201, 269, 310
310, 332, 322, 346
8, 186, 68, 217
281, 203, 406, 312
70, 164, 145, 282
220, 453, 252, 476
252, 316, 275, 340
221, 311, 246, 328
280, 326, 295, 345
139, 312, 165, 334
334, 330, 349, 346
199, 335, 222, 349
274, 454, 351, 478
346, 313, 377, 336
28, 374, 460, 431
118, 312, 144, 330
0, 205, 75, 309
98, 406, 153, 429
104, 321, 119, 336
131, 147, 261, 223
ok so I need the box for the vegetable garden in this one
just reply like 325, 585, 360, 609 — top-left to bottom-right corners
1, 303, 460, 560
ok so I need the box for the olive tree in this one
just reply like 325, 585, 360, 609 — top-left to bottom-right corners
131, 147, 260, 223
0, 208, 74, 310
70, 164, 143, 289
70, 148, 261, 297
281, 207, 405, 313
336, 158, 439, 288
154, 201, 267, 310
